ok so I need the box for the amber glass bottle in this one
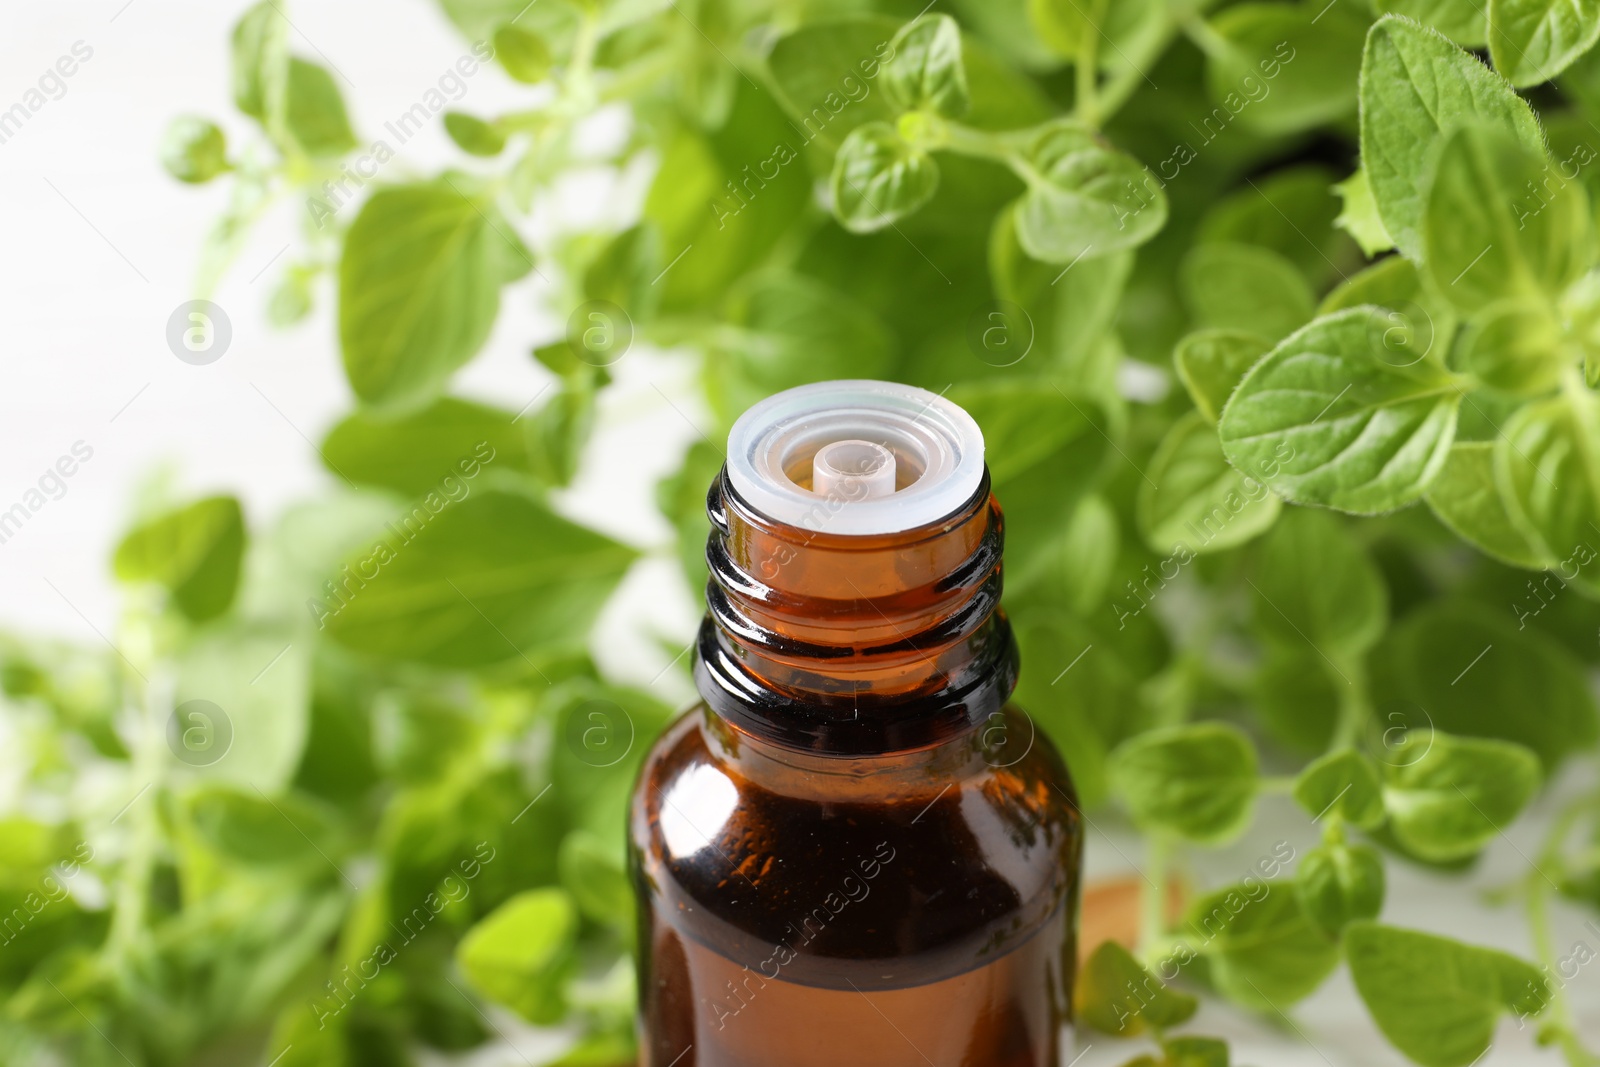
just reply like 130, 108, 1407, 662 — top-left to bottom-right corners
630, 381, 1083, 1067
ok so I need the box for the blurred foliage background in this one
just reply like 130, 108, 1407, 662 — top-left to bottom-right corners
4, 0, 1600, 1064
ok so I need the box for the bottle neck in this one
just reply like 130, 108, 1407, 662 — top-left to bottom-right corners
693, 467, 1018, 756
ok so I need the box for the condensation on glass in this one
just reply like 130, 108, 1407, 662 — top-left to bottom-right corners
630, 381, 1084, 1067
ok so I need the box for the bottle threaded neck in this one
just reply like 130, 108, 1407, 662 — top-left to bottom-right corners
694, 467, 1018, 755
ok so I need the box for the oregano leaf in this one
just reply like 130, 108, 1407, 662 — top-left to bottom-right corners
1109, 723, 1258, 844
1346, 922, 1550, 1067
1218, 309, 1464, 514
829, 122, 939, 233
1360, 14, 1544, 261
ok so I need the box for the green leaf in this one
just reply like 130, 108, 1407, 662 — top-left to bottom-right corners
1205, 2, 1368, 135
232, 0, 288, 122
1027, 0, 1101, 57
114, 495, 246, 623
1051, 495, 1119, 615
1180, 242, 1314, 341
1489, 0, 1600, 86
1345, 923, 1550, 1067
371, 692, 477, 784
262, 1000, 350, 1067
1014, 122, 1167, 264
883, 14, 970, 117
658, 439, 724, 597
642, 88, 811, 313
829, 122, 939, 233
1012, 610, 1164, 810
160, 116, 229, 184
719, 272, 893, 393
1076, 940, 1198, 1037
558, 830, 632, 928
547, 680, 675, 841
1382, 730, 1541, 860
1174, 330, 1272, 423
1252, 646, 1342, 752
1566, 271, 1600, 389
175, 626, 310, 792
1160, 1036, 1230, 1067
1367, 601, 1598, 769
548, 1031, 639, 1067
1185, 882, 1340, 1008
767, 20, 903, 152
283, 58, 356, 157
443, 112, 505, 157
321, 397, 529, 496
1317, 255, 1457, 370
1197, 165, 1349, 286
1425, 442, 1552, 566
1376, 0, 1489, 45
1297, 843, 1385, 936
950, 382, 1110, 585
583, 222, 660, 322
456, 888, 578, 1025
339, 178, 533, 410
1333, 168, 1396, 256
1423, 124, 1592, 310
1028, 0, 1165, 72
268, 265, 314, 327
1137, 411, 1281, 555
323, 488, 635, 668
1360, 14, 1544, 261
526, 377, 597, 488
957, 30, 1067, 131
1218, 309, 1464, 514
989, 204, 1133, 383
492, 24, 551, 83
1109, 723, 1258, 844
1251, 509, 1387, 657
187, 786, 335, 866
1293, 750, 1386, 829
1495, 389, 1600, 563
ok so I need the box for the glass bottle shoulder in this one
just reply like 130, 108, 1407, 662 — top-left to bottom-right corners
630, 702, 1083, 990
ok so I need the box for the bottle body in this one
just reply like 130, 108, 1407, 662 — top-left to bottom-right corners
631, 404, 1084, 1066
631, 701, 1081, 1067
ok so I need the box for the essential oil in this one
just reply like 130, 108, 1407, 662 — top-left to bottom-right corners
630, 380, 1084, 1066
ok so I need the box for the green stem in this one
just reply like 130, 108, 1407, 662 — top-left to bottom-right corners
1175, 8, 1234, 61
1138, 835, 1172, 959
1525, 870, 1600, 1067
1092, 0, 1191, 125
1330, 655, 1369, 751
597, 49, 681, 104
568, 8, 602, 91
1095, 62, 1148, 123
1074, 0, 1106, 129
109, 664, 171, 957
1562, 368, 1600, 513
940, 122, 1021, 164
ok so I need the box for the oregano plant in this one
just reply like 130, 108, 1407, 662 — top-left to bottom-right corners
3, 1, 1600, 1065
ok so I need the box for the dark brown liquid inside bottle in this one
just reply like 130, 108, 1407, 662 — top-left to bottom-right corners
630, 466, 1083, 1067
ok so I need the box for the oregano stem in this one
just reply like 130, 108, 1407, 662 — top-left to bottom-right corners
939, 122, 1018, 164
1073, 0, 1107, 129
109, 655, 170, 958
1562, 368, 1600, 512
1174, 9, 1233, 61
1330, 655, 1369, 751
1525, 870, 1600, 1067
1138, 835, 1172, 959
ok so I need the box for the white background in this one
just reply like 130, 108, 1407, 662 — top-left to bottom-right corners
1, 2, 1596, 1065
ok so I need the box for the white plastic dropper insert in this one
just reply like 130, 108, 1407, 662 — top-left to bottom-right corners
725, 380, 986, 536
